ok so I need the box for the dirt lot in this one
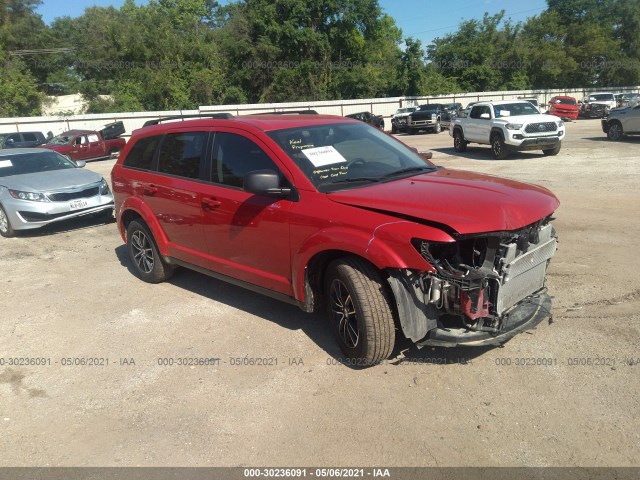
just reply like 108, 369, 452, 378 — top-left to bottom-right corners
0, 119, 638, 468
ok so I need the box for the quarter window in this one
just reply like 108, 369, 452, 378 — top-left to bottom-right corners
123, 135, 162, 171
158, 132, 207, 180
212, 133, 279, 188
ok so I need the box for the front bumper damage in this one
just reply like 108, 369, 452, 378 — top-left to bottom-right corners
388, 221, 557, 348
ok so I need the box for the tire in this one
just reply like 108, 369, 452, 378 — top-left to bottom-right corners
542, 142, 562, 156
325, 257, 395, 366
408, 128, 416, 135
109, 148, 120, 157
433, 122, 442, 133
453, 130, 467, 152
0, 205, 16, 238
607, 122, 623, 141
126, 220, 174, 283
491, 134, 510, 159
391, 124, 397, 134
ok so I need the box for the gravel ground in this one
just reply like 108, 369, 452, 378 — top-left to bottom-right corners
0, 119, 638, 467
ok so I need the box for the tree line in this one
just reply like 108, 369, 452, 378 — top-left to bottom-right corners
1, 0, 639, 116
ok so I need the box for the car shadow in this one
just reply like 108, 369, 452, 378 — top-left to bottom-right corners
431, 147, 546, 161
114, 243, 516, 369
113, 244, 341, 364
583, 136, 640, 143
15, 213, 115, 238
388, 336, 503, 368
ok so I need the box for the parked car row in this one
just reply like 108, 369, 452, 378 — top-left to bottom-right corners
0, 121, 127, 162
1, 111, 560, 366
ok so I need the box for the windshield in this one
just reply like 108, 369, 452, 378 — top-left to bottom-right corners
47, 134, 74, 145
590, 94, 614, 101
269, 123, 437, 192
494, 102, 540, 117
396, 108, 415, 114
0, 151, 77, 177
418, 104, 440, 112
554, 98, 577, 105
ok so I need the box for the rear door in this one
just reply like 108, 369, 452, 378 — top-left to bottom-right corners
142, 129, 211, 265
201, 129, 294, 295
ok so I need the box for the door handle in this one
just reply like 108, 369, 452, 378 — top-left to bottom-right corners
143, 184, 158, 196
202, 198, 222, 210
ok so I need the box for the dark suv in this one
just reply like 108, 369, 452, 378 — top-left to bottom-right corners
0, 131, 47, 149
111, 113, 559, 365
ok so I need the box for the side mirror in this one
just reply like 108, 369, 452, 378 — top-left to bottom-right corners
74, 160, 86, 168
480, 113, 490, 119
244, 170, 291, 198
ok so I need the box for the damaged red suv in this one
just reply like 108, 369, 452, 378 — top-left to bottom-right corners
111, 113, 559, 365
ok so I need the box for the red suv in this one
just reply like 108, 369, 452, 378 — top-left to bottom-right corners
111, 113, 559, 365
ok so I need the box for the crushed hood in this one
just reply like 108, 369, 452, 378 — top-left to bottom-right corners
328, 169, 560, 235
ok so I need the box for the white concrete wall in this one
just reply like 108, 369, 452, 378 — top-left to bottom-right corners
2, 86, 638, 136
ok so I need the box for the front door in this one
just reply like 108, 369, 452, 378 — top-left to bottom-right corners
201, 130, 294, 296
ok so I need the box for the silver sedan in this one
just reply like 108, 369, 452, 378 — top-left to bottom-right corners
0, 148, 114, 237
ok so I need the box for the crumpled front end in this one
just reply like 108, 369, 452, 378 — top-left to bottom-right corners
387, 217, 557, 347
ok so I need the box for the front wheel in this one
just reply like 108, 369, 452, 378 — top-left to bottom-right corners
433, 122, 442, 133
491, 135, 510, 159
126, 220, 175, 283
0, 205, 16, 238
542, 142, 561, 156
607, 122, 623, 141
325, 257, 396, 366
391, 124, 397, 134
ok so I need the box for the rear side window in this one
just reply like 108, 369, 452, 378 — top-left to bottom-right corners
158, 131, 207, 180
212, 133, 279, 188
123, 135, 162, 171
22, 133, 37, 142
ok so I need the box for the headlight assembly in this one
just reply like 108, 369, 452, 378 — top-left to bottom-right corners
8, 189, 48, 202
100, 178, 111, 195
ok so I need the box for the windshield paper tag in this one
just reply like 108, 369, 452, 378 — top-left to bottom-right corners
0, 160, 12, 168
302, 146, 347, 167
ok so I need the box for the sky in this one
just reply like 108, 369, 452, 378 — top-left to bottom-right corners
36, 0, 549, 47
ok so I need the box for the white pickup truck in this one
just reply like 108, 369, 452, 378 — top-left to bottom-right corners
449, 100, 565, 159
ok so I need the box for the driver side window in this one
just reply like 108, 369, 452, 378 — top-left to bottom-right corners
212, 133, 281, 189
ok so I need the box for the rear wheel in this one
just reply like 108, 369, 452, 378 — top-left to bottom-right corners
491, 134, 510, 159
325, 257, 395, 366
453, 130, 467, 152
0, 205, 15, 238
607, 122, 623, 141
126, 220, 174, 283
542, 142, 562, 156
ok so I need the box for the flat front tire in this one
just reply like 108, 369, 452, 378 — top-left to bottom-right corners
126, 220, 174, 283
0, 205, 15, 238
325, 257, 395, 366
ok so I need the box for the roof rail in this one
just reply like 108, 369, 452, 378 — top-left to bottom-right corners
142, 113, 233, 127
250, 110, 319, 116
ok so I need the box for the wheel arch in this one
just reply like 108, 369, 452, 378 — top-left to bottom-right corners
118, 198, 170, 257
490, 127, 505, 141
